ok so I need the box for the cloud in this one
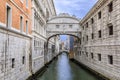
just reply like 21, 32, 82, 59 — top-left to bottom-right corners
54, 0, 98, 18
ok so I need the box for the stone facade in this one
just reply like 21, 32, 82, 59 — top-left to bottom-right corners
31, 0, 57, 73
47, 13, 81, 38
31, 0, 46, 73
0, 28, 31, 80
0, 0, 32, 80
74, 0, 120, 80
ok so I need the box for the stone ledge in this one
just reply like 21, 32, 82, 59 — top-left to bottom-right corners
0, 26, 32, 39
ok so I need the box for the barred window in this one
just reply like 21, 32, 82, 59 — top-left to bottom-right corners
91, 53, 94, 59
91, 33, 94, 39
108, 25, 113, 35
108, 55, 113, 64
98, 11, 101, 19
12, 58, 15, 68
86, 22, 88, 28
86, 35, 88, 41
98, 30, 101, 38
98, 54, 101, 61
108, 2, 113, 12
91, 18, 94, 24
22, 56, 25, 64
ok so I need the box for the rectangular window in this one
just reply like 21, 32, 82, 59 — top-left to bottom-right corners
92, 33, 94, 39
22, 56, 25, 64
91, 53, 94, 59
108, 2, 113, 12
20, 16, 23, 32
69, 25, 72, 28
6, 5, 12, 28
108, 55, 113, 64
98, 54, 101, 61
98, 30, 101, 38
56, 25, 60, 28
86, 35, 88, 41
91, 18, 94, 24
86, 22, 88, 28
12, 58, 15, 68
26, 0, 28, 8
86, 52, 88, 57
98, 11, 101, 19
26, 20, 28, 34
109, 25, 113, 35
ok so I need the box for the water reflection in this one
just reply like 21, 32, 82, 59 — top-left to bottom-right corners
57, 53, 73, 80
37, 53, 105, 80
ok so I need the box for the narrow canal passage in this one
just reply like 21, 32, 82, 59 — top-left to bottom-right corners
37, 53, 104, 80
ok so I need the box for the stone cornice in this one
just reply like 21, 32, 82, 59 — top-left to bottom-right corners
34, 0, 46, 18
0, 25, 32, 39
48, 14, 80, 22
80, 0, 108, 24
52, 0, 57, 15
10, 0, 31, 19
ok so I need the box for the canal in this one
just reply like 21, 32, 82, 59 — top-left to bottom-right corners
36, 53, 105, 80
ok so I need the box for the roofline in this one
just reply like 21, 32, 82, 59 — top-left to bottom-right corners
48, 16, 80, 22
81, 0, 108, 24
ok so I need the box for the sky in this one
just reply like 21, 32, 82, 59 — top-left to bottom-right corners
60, 35, 68, 41
54, 0, 98, 41
54, 0, 98, 19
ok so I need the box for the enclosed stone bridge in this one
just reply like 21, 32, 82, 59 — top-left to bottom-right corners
46, 13, 81, 41
44, 13, 81, 63
59, 50, 69, 53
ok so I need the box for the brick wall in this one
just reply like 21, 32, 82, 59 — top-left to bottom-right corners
0, 0, 32, 34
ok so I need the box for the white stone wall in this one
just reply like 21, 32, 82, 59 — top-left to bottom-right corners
0, 29, 31, 80
31, 0, 49, 73
74, 0, 120, 80
47, 39, 55, 62
32, 35, 45, 73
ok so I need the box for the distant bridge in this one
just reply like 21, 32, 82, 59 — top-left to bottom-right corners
59, 50, 69, 53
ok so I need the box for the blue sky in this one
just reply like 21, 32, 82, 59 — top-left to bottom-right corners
60, 35, 67, 41
54, 0, 98, 19
54, 0, 98, 41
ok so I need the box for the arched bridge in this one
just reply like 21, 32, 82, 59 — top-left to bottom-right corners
44, 13, 82, 63
59, 50, 69, 53
46, 13, 81, 40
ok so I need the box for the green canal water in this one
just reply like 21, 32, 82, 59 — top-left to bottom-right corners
36, 53, 105, 80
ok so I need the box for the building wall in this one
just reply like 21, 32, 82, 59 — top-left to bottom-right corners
0, 29, 31, 80
0, 0, 32, 80
0, 0, 31, 34
74, 0, 120, 80
31, 0, 46, 73
31, 0, 56, 73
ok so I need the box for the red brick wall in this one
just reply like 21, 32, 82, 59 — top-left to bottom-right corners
0, 0, 32, 34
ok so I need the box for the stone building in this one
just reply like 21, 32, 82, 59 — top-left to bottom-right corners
31, 0, 46, 74
0, 0, 32, 80
74, 0, 120, 80
31, 0, 56, 73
